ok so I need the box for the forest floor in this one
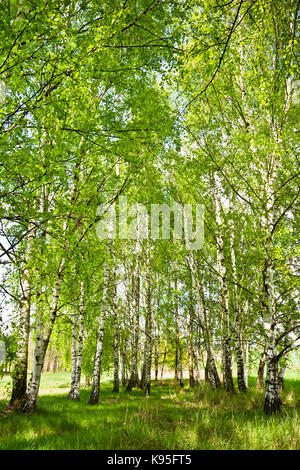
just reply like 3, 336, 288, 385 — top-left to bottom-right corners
0, 372, 299, 450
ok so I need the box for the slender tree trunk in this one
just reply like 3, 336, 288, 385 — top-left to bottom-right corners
154, 315, 160, 382
139, 358, 146, 389
46, 346, 52, 372
245, 340, 249, 389
278, 365, 286, 391
53, 355, 58, 373
144, 246, 152, 396
188, 257, 221, 390
121, 351, 127, 387
88, 245, 110, 405
72, 282, 84, 401
257, 348, 266, 389
193, 349, 201, 386
9, 223, 35, 409
213, 173, 235, 393
126, 239, 141, 392
154, 334, 159, 382
22, 152, 82, 413
205, 356, 209, 383
160, 340, 167, 380
173, 279, 178, 382
229, 210, 246, 392
174, 276, 183, 388
188, 340, 195, 388
188, 293, 195, 388
193, 334, 201, 386
22, 260, 65, 413
113, 321, 120, 393
112, 255, 120, 394
67, 306, 78, 399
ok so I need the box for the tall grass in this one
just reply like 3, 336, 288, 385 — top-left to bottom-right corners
0, 373, 299, 450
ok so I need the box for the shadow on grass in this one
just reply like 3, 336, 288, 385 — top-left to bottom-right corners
0, 378, 299, 450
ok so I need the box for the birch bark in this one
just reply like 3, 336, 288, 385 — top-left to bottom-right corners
144, 246, 153, 395
229, 205, 246, 392
174, 276, 183, 388
88, 242, 111, 405
23, 143, 83, 412
188, 257, 221, 390
72, 281, 84, 401
112, 250, 120, 393
213, 172, 235, 393
9, 221, 35, 408
67, 305, 78, 399
126, 238, 141, 392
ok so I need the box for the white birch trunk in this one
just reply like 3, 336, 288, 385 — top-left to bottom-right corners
229, 207, 246, 392
245, 340, 249, 390
68, 306, 78, 399
88, 243, 111, 405
23, 259, 65, 412
72, 281, 84, 401
144, 245, 152, 396
213, 172, 235, 393
112, 251, 120, 393
188, 256, 221, 390
9, 222, 35, 408
126, 238, 141, 392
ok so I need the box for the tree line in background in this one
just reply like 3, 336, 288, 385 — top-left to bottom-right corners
0, 0, 299, 417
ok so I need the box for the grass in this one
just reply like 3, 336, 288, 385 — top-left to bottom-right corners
0, 372, 299, 450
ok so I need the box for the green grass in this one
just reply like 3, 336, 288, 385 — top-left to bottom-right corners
0, 373, 299, 450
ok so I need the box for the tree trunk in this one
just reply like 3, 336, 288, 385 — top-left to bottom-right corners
160, 341, 167, 380
9, 223, 35, 409
188, 257, 221, 390
213, 172, 235, 393
121, 351, 127, 387
193, 342, 201, 386
257, 349, 266, 389
113, 328, 120, 393
139, 360, 146, 389
205, 356, 209, 383
264, 354, 281, 415
72, 282, 84, 401
46, 346, 52, 373
229, 211, 246, 392
262, 257, 281, 414
126, 239, 141, 392
22, 260, 65, 413
188, 340, 195, 388
22, 154, 81, 413
154, 341, 159, 382
154, 320, 160, 382
88, 245, 110, 405
112, 260, 120, 394
278, 365, 286, 391
245, 340, 249, 389
174, 276, 183, 388
188, 294, 195, 388
67, 307, 78, 399
144, 246, 152, 396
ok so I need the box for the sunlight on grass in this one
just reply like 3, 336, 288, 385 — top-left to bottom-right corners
0, 372, 299, 450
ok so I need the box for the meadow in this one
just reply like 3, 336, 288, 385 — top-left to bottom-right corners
0, 372, 299, 450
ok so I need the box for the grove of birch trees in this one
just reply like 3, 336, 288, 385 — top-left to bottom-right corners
0, 0, 299, 418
